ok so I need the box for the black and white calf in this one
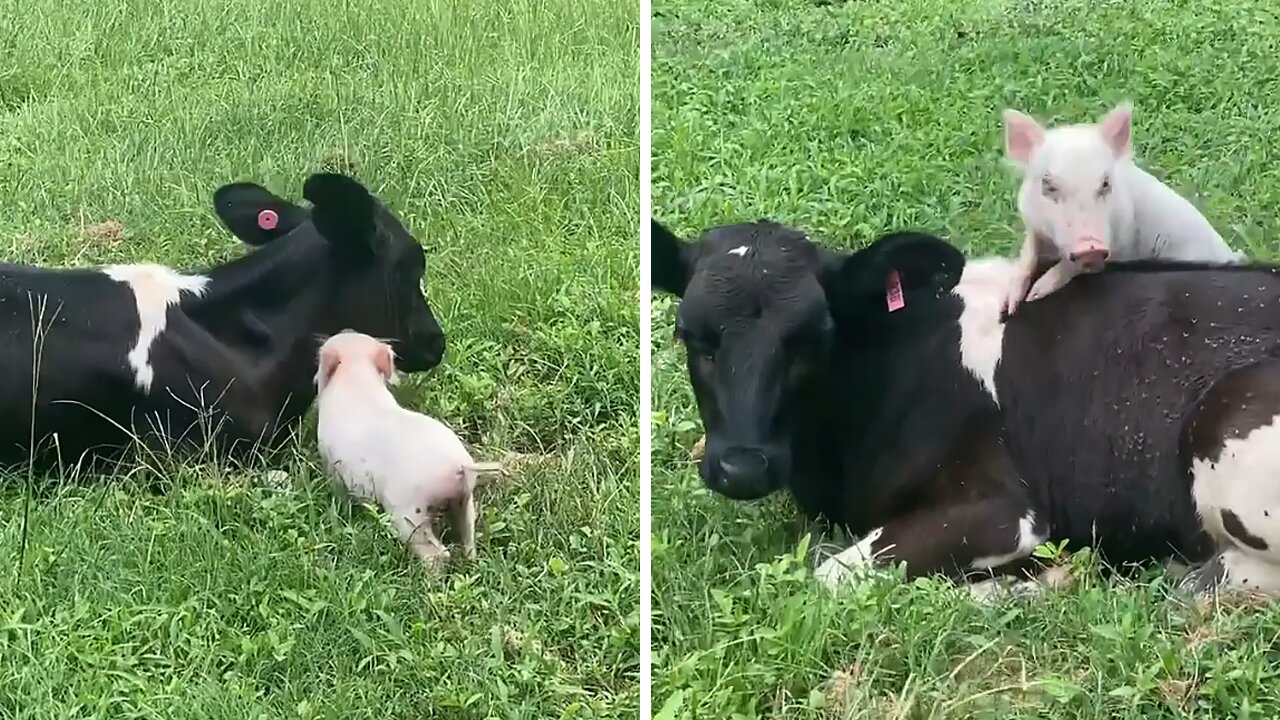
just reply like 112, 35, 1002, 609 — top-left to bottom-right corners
652, 216, 1280, 596
0, 172, 444, 471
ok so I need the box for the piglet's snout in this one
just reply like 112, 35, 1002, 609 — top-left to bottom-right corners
1067, 237, 1109, 271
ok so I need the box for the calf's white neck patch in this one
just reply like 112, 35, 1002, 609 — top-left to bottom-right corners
955, 257, 1014, 404
727, 245, 751, 257
103, 264, 210, 393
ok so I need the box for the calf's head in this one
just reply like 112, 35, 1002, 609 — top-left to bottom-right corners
213, 173, 445, 372
1004, 102, 1134, 270
652, 219, 964, 500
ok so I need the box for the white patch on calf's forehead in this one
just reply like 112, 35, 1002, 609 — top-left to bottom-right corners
727, 245, 751, 257
103, 264, 210, 393
955, 256, 1013, 404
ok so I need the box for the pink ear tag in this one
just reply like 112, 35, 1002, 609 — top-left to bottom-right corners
886, 269, 905, 312
257, 209, 279, 230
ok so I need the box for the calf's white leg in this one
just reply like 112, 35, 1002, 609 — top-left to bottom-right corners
814, 498, 1045, 592
814, 527, 887, 589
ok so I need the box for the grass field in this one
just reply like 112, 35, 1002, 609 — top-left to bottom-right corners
652, 0, 1280, 717
0, 0, 639, 717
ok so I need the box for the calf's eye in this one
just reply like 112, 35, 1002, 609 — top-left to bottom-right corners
693, 350, 715, 375
683, 341, 715, 363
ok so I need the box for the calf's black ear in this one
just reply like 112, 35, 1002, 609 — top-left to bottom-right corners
820, 231, 965, 320
213, 182, 310, 246
303, 173, 378, 257
652, 220, 697, 297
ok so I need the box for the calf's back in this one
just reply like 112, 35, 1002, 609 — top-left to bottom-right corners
995, 262, 1280, 561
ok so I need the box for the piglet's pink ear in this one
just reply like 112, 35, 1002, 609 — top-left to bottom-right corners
1098, 102, 1133, 158
1002, 109, 1045, 167
316, 346, 341, 390
373, 344, 396, 382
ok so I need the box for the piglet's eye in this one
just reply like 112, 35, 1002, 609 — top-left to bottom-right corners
1098, 176, 1112, 196
1040, 177, 1058, 198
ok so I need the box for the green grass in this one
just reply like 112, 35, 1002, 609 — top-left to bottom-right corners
0, 0, 639, 717
652, 0, 1280, 717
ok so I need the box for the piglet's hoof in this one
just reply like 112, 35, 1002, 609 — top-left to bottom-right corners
1000, 290, 1025, 321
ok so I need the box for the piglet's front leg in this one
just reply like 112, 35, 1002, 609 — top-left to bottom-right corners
1024, 259, 1082, 304
1001, 269, 1033, 319
1001, 231, 1045, 319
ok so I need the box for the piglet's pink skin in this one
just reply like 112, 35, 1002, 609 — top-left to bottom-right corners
1001, 102, 1240, 317
314, 330, 496, 566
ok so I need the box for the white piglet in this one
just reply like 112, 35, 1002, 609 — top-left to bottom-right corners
314, 330, 502, 567
1001, 102, 1240, 316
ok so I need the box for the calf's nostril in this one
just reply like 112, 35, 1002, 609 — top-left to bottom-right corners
718, 448, 769, 480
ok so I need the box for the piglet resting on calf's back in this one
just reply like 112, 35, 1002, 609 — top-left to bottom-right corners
999, 101, 1240, 318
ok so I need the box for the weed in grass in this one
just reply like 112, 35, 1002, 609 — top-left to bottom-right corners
653, 0, 1280, 717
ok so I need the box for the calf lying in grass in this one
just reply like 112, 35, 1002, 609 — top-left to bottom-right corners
315, 331, 502, 566
653, 214, 1280, 600
0, 173, 446, 472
